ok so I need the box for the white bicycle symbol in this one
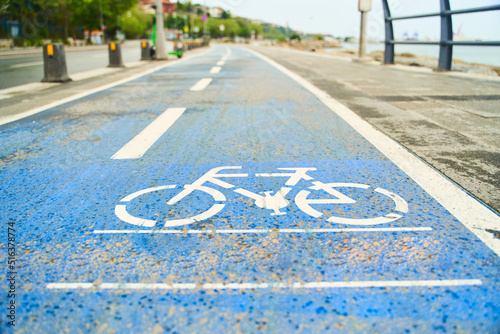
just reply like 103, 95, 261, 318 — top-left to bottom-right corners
115, 166, 409, 228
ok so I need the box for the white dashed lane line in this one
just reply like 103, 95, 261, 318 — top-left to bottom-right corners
190, 78, 213, 91
210, 66, 221, 74
111, 107, 187, 160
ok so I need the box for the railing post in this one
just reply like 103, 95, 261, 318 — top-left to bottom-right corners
382, 0, 395, 64
438, 0, 453, 71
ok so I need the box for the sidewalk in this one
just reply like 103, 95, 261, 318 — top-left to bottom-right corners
0, 40, 141, 59
250, 45, 500, 214
0, 46, 211, 124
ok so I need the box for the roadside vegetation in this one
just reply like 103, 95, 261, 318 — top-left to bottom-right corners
0, 0, 138, 45
0, 0, 309, 46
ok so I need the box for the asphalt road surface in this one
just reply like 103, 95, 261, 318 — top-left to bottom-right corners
0, 47, 142, 90
0, 45, 499, 333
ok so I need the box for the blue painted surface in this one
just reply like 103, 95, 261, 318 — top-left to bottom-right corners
0, 46, 499, 333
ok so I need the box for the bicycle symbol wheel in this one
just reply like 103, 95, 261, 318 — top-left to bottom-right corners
295, 182, 408, 225
115, 185, 226, 228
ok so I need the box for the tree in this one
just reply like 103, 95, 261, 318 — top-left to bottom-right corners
249, 22, 263, 37
68, 0, 138, 41
207, 17, 238, 38
290, 33, 301, 41
4, 0, 61, 43
166, 14, 186, 30
121, 5, 151, 39
276, 34, 286, 42
177, 1, 192, 13
238, 26, 250, 38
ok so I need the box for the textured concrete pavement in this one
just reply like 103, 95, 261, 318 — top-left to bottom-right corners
249, 46, 500, 214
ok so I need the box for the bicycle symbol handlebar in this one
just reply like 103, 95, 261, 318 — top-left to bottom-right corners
115, 166, 409, 228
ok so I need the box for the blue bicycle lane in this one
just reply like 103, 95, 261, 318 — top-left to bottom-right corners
1, 45, 499, 333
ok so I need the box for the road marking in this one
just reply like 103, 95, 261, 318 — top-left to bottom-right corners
245, 47, 500, 257
9, 61, 44, 68
0, 47, 212, 126
0, 82, 60, 100
70, 67, 119, 81
46, 279, 482, 290
210, 66, 221, 74
221, 47, 231, 61
93, 227, 432, 234
216, 60, 225, 66
111, 107, 187, 160
190, 77, 213, 91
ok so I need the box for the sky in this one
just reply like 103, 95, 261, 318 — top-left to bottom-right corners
201, 0, 500, 41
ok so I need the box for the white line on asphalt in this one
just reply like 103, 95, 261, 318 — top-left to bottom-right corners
9, 61, 44, 68
216, 60, 225, 66
70, 67, 119, 81
0, 61, 148, 100
0, 47, 212, 126
245, 47, 500, 257
190, 78, 213, 91
93, 227, 433, 234
111, 107, 187, 159
221, 47, 231, 61
46, 279, 482, 290
210, 66, 221, 74
0, 82, 60, 100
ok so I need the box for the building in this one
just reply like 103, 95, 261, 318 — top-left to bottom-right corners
209, 7, 224, 18
84, 30, 105, 45
139, 0, 176, 15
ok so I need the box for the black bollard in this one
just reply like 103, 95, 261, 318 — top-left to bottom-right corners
41, 43, 72, 83
108, 42, 124, 68
141, 41, 152, 60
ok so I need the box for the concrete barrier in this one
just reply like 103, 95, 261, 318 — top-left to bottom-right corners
108, 42, 124, 68
41, 43, 72, 83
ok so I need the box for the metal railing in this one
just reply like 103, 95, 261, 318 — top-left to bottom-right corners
381, 0, 500, 70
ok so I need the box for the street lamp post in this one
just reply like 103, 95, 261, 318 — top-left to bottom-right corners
155, 0, 168, 59
357, 0, 372, 62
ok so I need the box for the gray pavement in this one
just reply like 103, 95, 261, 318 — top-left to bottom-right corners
0, 46, 143, 90
249, 45, 500, 214
0, 47, 210, 123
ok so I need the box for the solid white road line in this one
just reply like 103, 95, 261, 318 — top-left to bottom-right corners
210, 66, 221, 74
93, 227, 433, 234
70, 67, 119, 81
47, 279, 482, 290
0, 82, 60, 100
190, 78, 213, 91
245, 46, 500, 257
1, 61, 148, 100
9, 61, 44, 68
111, 107, 187, 160
216, 60, 225, 66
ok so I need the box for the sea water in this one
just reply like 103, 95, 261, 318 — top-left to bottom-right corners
328, 43, 500, 67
